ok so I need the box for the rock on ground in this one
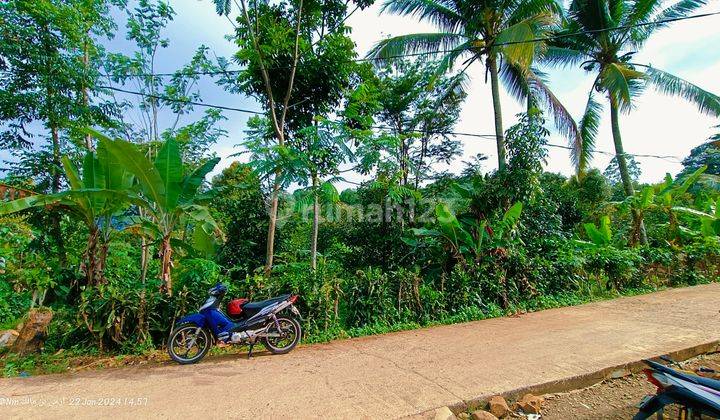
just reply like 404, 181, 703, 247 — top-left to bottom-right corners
433, 406, 457, 420
488, 395, 510, 418
514, 393, 544, 415
470, 410, 498, 420
0, 329, 19, 348
10, 309, 53, 355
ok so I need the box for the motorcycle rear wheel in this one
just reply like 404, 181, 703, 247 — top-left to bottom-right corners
168, 324, 211, 364
262, 316, 301, 355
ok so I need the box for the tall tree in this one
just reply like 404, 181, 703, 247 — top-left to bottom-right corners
547, 0, 720, 244
0, 0, 120, 266
371, 60, 467, 187
213, 0, 370, 275
214, 0, 306, 276
104, 0, 225, 163
104, 0, 227, 290
368, 0, 579, 171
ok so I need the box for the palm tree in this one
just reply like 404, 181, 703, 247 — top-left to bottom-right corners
368, 0, 580, 171
546, 0, 720, 245
547, 0, 720, 189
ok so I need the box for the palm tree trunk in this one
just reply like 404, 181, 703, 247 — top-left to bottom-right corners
609, 93, 648, 245
488, 56, 507, 171
527, 94, 536, 113
264, 180, 281, 277
609, 95, 633, 197
311, 174, 319, 271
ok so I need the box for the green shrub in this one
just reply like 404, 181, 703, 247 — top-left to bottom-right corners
671, 237, 720, 285
583, 247, 645, 290
0, 280, 31, 328
76, 279, 144, 350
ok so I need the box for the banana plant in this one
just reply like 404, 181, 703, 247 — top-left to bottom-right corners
577, 215, 613, 248
0, 143, 135, 286
654, 166, 707, 241
673, 198, 720, 238
410, 201, 523, 263
613, 166, 707, 245
614, 185, 654, 246
97, 132, 224, 295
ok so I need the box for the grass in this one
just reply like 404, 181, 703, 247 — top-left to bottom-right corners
302, 282, 665, 344
0, 279, 708, 378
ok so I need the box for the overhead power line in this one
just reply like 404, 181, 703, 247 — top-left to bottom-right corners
390, 127, 683, 162
99, 85, 264, 115
106, 84, 684, 163
98, 11, 720, 78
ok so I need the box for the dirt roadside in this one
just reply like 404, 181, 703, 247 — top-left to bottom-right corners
542, 352, 720, 419
1, 283, 719, 419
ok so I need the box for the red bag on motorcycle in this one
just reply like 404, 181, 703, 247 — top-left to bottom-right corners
227, 298, 249, 316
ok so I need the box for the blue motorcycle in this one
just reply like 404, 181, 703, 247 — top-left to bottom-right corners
167, 284, 302, 364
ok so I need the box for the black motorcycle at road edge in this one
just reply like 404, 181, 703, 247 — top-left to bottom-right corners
167, 284, 302, 364
634, 356, 720, 419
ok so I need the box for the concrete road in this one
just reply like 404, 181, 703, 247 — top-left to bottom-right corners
1, 283, 719, 419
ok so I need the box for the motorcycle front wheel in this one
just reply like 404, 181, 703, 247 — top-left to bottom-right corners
262, 316, 301, 355
168, 324, 211, 364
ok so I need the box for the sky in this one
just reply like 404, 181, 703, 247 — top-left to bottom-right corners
4, 0, 720, 187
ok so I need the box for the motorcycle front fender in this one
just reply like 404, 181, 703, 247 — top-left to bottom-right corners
633, 392, 675, 420
176, 313, 206, 328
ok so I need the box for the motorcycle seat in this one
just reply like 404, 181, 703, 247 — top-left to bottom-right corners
242, 294, 291, 311
645, 359, 720, 391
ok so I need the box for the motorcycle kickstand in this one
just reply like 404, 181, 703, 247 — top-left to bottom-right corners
247, 341, 255, 359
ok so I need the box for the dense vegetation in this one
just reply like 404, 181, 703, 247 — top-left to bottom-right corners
1, 0, 719, 370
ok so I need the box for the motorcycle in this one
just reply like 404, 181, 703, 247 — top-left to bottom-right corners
167, 283, 302, 364
634, 356, 720, 419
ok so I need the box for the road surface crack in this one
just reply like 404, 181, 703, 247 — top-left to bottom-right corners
350, 344, 465, 404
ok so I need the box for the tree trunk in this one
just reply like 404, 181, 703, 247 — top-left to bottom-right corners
488, 55, 507, 172
82, 38, 94, 151
264, 180, 281, 277
609, 93, 648, 245
97, 241, 109, 285
50, 125, 61, 193
139, 236, 149, 342
159, 234, 173, 295
85, 226, 99, 286
400, 136, 409, 186
50, 124, 67, 268
311, 175, 319, 270
527, 93, 536, 113
415, 137, 428, 189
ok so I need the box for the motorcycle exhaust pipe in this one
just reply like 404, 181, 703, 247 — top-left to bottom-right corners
230, 327, 267, 343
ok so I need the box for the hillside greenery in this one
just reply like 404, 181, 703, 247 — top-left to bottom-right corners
1, 0, 719, 373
